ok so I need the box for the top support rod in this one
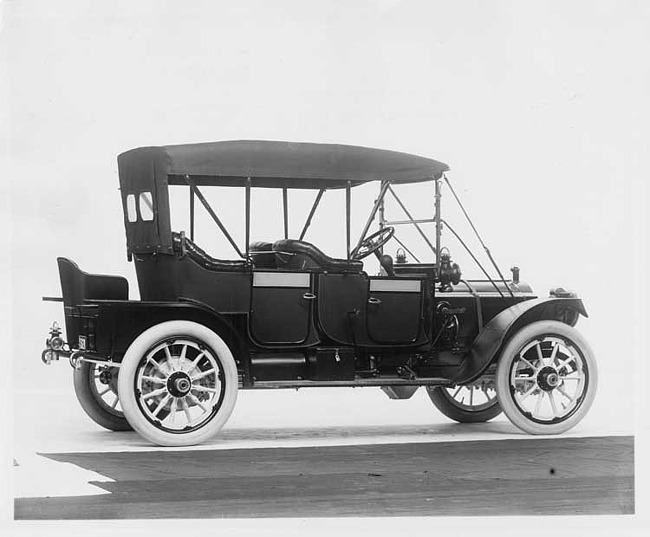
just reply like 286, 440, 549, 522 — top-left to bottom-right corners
282, 188, 289, 239
245, 178, 251, 256
352, 181, 390, 257
186, 176, 244, 259
435, 178, 441, 265
299, 189, 325, 241
345, 181, 351, 259
442, 174, 514, 297
388, 184, 437, 256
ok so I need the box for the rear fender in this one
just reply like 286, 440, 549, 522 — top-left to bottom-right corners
86, 300, 250, 374
451, 298, 587, 384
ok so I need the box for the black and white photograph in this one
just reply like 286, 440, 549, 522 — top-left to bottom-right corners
1, 0, 648, 535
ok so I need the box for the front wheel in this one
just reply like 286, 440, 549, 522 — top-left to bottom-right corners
117, 321, 239, 447
495, 320, 597, 435
426, 376, 502, 423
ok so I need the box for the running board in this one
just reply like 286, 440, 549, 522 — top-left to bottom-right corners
248, 378, 453, 389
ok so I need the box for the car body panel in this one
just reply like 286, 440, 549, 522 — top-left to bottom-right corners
47, 140, 590, 393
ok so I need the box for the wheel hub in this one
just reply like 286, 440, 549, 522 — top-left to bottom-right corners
167, 371, 192, 397
99, 369, 113, 385
537, 366, 560, 392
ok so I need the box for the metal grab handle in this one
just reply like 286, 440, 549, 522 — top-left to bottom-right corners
368, 297, 382, 305
303, 292, 317, 300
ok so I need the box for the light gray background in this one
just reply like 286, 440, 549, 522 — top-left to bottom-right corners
2, 0, 648, 534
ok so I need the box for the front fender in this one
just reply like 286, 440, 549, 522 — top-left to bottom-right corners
451, 297, 587, 384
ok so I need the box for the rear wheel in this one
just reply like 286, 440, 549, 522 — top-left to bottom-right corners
118, 321, 239, 447
73, 362, 132, 431
495, 320, 597, 435
427, 376, 501, 423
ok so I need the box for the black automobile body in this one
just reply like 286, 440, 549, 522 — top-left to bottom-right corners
43, 141, 597, 446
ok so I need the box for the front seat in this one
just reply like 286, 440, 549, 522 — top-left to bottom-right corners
249, 241, 277, 268
272, 239, 363, 272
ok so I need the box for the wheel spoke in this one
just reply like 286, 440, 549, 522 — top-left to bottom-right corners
169, 400, 177, 425
98, 386, 111, 397
549, 391, 559, 417
187, 393, 207, 413
469, 387, 474, 407
192, 385, 218, 394
557, 385, 575, 403
177, 344, 188, 370
142, 375, 166, 384
549, 341, 560, 365
152, 394, 171, 417
519, 384, 538, 403
519, 357, 537, 371
451, 385, 462, 399
187, 352, 206, 374
142, 387, 167, 401
164, 346, 175, 370
514, 375, 535, 382
147, 357, 164, 374
111, 395, 119, 409
533, 391, 544, 417
535, 342, 545, 367
557, 355, 576, 369
181, 397, 192, 423
191, 367, 217, 382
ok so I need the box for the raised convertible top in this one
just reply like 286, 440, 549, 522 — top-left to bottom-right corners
118, 140, 449, 190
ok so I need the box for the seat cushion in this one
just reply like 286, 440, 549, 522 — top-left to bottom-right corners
172, 232, 248, 271
249, 241, 277, 268
272, 239, 363, 272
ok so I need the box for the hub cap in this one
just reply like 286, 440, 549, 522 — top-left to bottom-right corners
510, 335, 588, 424
98, 369, 113, 385
537, 366, 560, 391
167, 372, 192, 397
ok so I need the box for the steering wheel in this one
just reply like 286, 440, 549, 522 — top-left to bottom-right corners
351, 226, 395, 260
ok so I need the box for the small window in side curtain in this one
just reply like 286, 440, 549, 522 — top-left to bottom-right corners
126, 194, 137, 222
140, 191, 154, 221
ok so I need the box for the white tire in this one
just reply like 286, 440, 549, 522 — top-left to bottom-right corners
73, 362, 132, 431
496, 320, 597, 435
117, 320, 238, 447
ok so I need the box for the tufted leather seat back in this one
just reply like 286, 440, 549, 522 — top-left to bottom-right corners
272, 239, 363, 272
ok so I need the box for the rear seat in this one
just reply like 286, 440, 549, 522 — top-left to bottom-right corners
171, 232, 248, 271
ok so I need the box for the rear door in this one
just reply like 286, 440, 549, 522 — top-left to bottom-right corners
249, 271, 314, 345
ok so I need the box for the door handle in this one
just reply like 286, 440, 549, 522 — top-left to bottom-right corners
303, 292, 317, 300
368, 297, 382, 305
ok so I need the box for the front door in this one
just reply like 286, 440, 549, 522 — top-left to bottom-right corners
366, 278, 423, 344
249, 271, 314, 345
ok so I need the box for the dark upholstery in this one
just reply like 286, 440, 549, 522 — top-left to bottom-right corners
379, 254, 395, 277
172, 232, 248, 271
57, 257, 129, 306
272, 239, 363, 272
249, 241, 277, 268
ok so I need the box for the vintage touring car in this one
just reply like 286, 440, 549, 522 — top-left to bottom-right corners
42, 140, 597, 446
